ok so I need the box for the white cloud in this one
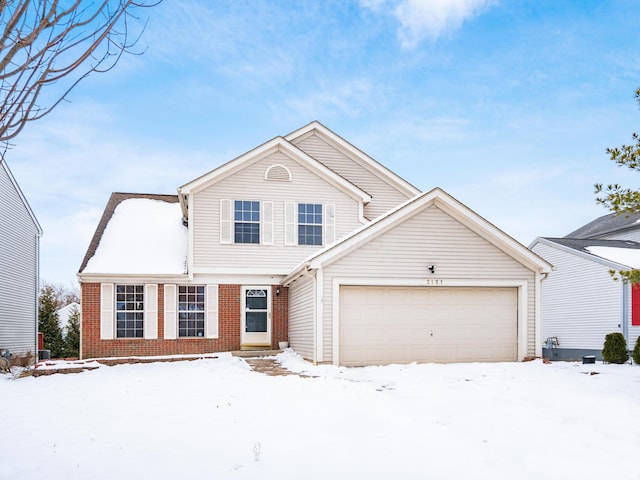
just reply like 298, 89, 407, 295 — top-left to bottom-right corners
282, 79, 375, 119
362, 0, 496, 47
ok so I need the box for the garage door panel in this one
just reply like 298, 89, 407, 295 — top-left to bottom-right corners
339, 286, 517, 366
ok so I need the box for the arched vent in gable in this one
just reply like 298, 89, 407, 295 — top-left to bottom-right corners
265, 164, 292, 182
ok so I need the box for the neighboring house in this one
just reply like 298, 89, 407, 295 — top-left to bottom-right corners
78, 122, 551, 366
57, 302, 80, 336
0, 158, 42, 361
531, 212, 640, 361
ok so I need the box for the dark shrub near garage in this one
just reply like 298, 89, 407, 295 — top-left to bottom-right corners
632, 337, 640, 365
602, 333, 628, 364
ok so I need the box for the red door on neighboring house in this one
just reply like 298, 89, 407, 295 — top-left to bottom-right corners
632, 284, 640, 326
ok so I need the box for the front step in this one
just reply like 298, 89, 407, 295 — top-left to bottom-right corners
240, 344, 273, 351
232, 349, 282, 358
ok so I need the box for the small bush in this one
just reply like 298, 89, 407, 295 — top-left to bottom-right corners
602, 332, 629, 364
633, 336, 640, 365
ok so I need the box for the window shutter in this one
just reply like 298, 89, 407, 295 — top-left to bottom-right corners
325, 204, 336, 244
262, 201, 274, 245
144, 284, 158, 339
633, 284, 640, 326
285, 202, 296, 245
164, 284, 177, 340
220, 199, 232, 244
100, 283, 114, 340
206, 284, 219, 338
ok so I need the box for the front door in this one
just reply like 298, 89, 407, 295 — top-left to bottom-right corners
241, 286, 271, 348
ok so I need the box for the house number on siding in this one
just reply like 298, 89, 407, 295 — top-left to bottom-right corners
425, 279, 444, 286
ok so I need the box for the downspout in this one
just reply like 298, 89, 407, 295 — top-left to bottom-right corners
77, 274, 83, 360
315, 267, 324, 364
622, 281, 629, 345
300, 264, 319, 364
535, 271, 549, 359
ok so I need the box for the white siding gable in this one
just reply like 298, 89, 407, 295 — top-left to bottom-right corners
291, 132, 413, 219
191, 150, 363, 274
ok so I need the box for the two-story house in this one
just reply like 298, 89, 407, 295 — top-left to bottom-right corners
78, 122, 551, 366
1, 158, 42, 363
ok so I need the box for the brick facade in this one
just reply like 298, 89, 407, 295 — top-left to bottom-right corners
81, 282, 289, 359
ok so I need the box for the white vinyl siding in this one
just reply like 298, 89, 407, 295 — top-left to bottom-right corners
0, 161, 40, 356
325, 204, 336, 244
532, 242, 623, 350
320, 205, 537, 363
292, 133, 411, 220
288, 273, 316, 360
192, 150, 362, 273
164, 284, 177, 340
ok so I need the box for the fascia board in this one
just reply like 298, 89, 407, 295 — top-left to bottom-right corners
304, 191, 437, 271
299, 187, 552, 274
532, 237, 632, 271
177, 136, 371, 204
284, 192, 441, 283
431, 194, 553, 274
277, 141, 371, 203
77, 273, 190, 284
285, 121, 421, 198
179, 138, 283, 194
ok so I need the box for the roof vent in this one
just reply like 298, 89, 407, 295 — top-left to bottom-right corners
265, 164, 292, 182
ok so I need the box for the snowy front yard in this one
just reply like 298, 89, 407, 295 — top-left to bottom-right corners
2, 352, 640, 480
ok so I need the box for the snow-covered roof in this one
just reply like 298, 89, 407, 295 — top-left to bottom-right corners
585, 246, 640, 269
534, 237, 640, 269
82, 197, 187, 275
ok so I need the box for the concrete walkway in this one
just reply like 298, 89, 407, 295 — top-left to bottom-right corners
244, 357, 303, 377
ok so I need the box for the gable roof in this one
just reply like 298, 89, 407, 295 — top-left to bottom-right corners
79, 192, 181, 274
566, 211, 640, 238
285, 121, 421, 198
532, 236, 640, 270
178, 134, 372, 201
0, 158, 43, 235
285, 188, 552, 283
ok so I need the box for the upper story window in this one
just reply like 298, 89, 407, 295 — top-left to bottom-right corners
234, 200, 260, 244
115, 285, 144, 338
298, 203, 323, 245
178, 285, 205, 337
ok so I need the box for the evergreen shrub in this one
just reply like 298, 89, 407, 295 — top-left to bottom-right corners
602, 332, 628, 364
632, 336, 640, 365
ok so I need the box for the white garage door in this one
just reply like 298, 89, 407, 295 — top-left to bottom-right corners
339, 286, 518, 366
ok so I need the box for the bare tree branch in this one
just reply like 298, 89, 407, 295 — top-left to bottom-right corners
0, 0, 161, 148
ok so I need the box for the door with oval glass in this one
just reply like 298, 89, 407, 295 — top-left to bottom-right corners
241, 286, 271, 348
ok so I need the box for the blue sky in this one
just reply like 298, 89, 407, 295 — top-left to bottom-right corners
6, 0, 640, 287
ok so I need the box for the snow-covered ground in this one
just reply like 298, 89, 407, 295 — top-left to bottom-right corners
2, 351, 640, 480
